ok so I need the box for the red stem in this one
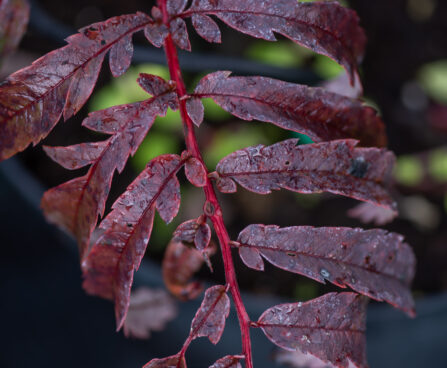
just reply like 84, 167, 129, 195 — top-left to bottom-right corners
158, 2, 253, 367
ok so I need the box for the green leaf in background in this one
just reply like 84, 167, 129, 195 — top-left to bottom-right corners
245, 40, 306, 68
291, 132, 314, 145
151, 212, 180, 252
394, 155, 424, 186
294, 193, 321, 208
293, 280, 318, 301
428, 148, 447, 182
131, 131, 180, 172
202, 98, 232, 121
204, 125, 268, 168
418, 60, 447, 104
90, 64, 183, 172
313, 54, 344, 80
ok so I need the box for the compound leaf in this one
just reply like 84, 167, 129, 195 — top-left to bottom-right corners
216, 139, 396, 210
238, 224, 415, 315
192, 72, 385, 147
257, 292, 367, 368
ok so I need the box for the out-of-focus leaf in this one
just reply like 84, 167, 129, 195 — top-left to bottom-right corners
0, 0, 29, 62
347, 202, 398, 226
275, 348, 357, 368
123, 287, 178, 339
245, 41, 304, 68
394, 155, 424, 187
418, 60, 447, 104
162, 239, 204, 301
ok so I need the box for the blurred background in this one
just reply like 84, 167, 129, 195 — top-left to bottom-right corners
1, 0, 447, 367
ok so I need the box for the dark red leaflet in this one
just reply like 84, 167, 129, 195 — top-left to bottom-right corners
216, 139, 396, 210
173, 217, 212, 252
209, 355, 243, 368
162, 239, 204, 301
184, 157, 207, 187
188, 285, 230, 344
185, 97, 205, 127
82, 154, 183, 329
143, 355, 186, 368
41, 92, 175, 257
191, 72, 386, 147
0, 12, 151, 161
237, 224, 415, 316
62, 51, 105, 119
173, 219, 201, 243
180, 0, 365, 82
191, 14, 221, 43
167, 0, 189, 16
257, 293, 367, 368
0, 0, 30, 60
144, 7, 169, 48
138, 73, 173, 96
43, 141, 108, 170
153, 0, 190, 50
109, 34, 134, 78
170, 17, 191, 50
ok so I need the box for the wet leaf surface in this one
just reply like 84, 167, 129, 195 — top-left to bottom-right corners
238, 224, 415, 315
42, 83, 177, 257
192, 72, 385, 147
258, 293, 367, 368
216, 139, 396, 209
181, 0, 365, 82
0, 12, 151, 161
189, 285, 230, 344
82, 154, 183, 329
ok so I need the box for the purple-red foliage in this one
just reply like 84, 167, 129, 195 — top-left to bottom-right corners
0, 0, 416, 367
